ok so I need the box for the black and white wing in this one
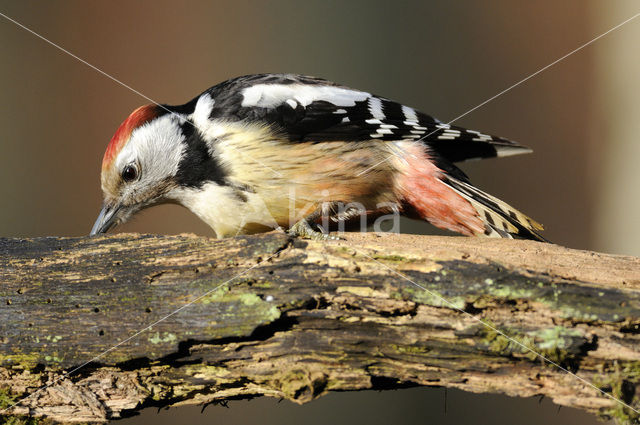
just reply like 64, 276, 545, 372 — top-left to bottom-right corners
205, 74, 531, 163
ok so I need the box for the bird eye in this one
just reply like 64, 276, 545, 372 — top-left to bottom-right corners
122, 164, 138, 182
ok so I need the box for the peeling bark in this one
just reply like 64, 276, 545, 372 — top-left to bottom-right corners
0, 232, 639, 424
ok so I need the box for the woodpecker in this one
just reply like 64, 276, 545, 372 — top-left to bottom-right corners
90, 73, 545, 241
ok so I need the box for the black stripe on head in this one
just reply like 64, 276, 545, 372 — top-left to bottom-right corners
175, 122, 227, 188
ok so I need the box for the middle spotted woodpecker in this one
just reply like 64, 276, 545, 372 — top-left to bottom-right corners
90, 73, 545, 241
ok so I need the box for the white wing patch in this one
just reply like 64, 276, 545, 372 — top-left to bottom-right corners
438, 128, 461, 140
467, 129, 493, 142
190, 94, 233, 147
401, 105, 418, 122
240, 84, 371, 109
367, 97, 385, 120
286, 99, 298, 109
192, 93, 215, 129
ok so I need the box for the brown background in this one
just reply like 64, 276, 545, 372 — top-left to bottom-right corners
1, 1, 638, 424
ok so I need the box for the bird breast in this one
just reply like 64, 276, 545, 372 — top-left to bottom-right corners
187, 121, 409, 237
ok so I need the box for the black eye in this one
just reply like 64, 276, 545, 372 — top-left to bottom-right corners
122, 165, 138, 182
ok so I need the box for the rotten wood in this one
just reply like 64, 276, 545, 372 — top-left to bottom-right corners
0, 232, 639, 424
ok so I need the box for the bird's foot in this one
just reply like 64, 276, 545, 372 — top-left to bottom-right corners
287, 220, 339, 240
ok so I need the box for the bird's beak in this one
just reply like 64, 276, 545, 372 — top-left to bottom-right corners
90, 203, 122, 236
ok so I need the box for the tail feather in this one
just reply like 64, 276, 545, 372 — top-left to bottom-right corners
444, 176, 547, 242
425, 123, 533, 163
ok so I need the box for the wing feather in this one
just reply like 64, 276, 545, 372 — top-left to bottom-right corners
205, 74, 531, 163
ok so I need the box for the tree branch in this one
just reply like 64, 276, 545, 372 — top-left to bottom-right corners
0, 232, 639, 424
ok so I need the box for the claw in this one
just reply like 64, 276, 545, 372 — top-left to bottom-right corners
288, 220, 340, 240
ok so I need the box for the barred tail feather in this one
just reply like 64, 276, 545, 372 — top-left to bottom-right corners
444, 177, 547, 242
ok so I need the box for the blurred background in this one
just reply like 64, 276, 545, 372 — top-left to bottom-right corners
1, 0, 638, 423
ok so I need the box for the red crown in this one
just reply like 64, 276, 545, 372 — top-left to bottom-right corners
102, 104, 160, 169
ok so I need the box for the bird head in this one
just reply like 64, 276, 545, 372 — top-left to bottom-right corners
90, 104, 187, 235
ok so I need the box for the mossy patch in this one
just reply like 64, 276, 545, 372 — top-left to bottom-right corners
394, 260, 640, 324
250, 280, 274, 289
200, 287, 278, 316
371, 254, 410, 263
0, 387, 16, 410
0, 353, 39, 370
477, 323, 588, 367
0, 387, 51, 425
593, 361, 640, 424
149, 332, 178, 345
42, 355, 63, 363
192, 284, 282, 340
527, 326, 583, 351
395, 286, 466, 310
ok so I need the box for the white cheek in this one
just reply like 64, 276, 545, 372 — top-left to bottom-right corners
115, 115, 186, 182
192, 93, 215, 129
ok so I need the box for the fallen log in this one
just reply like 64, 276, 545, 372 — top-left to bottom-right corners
0, 232, 639, 423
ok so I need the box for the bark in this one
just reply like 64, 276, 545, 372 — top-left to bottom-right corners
0, 232, 639, 424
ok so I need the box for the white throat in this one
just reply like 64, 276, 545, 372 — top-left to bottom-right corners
169, 182, 279, 238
